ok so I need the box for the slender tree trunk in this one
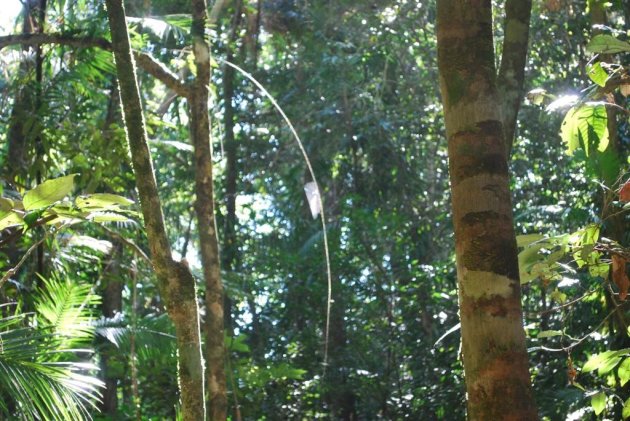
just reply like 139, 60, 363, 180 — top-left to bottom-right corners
189, 0, 227, 419
100, 243, 124, 415
222, 0, 243, 336
104, 1, 206, 419
497, 0, 532, 155
436, 1, 537, 419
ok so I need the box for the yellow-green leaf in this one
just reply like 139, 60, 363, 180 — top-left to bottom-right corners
89, 212, 131, 223
0, 197, 14, 212
586, 62, 608, 87
560, 105, 609, 157
75, 193, 134, 211
591, 391, 606, 415
23, 174, 77, 211
0, 210, 23, 231
619, 358, 630, 387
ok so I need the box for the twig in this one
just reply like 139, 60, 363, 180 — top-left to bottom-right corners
0, 237, 46, 288
528, 303, 621, 353
99, 225, 151, 265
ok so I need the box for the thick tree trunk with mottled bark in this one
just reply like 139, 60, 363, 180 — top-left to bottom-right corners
104, 1, 205, 419
189, 0, 227, 419
436, 1, 537, 419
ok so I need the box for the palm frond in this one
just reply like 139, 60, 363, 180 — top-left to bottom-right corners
0, 311, 103, 420
94, 313, 176, 361
34, 275, 101, 352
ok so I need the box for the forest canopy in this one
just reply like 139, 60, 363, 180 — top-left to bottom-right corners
0, 0, 629, 420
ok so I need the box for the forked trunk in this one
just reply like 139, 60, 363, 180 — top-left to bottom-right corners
436, 1, 537, 419
104, 1, 206, 419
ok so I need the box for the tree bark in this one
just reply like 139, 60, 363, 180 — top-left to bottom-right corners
436, 1, 537, 420
222, 0, 243, 336
497, 0, 532, 156
99, 243, 124, 415
104, 1, 205, 419
189, 0, 227, 419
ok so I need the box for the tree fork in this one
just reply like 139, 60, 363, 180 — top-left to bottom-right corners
437, 1, 537, 419
104, 0, 205, 419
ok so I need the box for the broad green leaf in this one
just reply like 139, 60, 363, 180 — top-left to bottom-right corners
618, 358, 630, 386
560, 105, 609, 156
586, 62, 608, 87
583, 349, 630, 374
591, 391, 606, 416
583, 351, 615, 373
0, 210, 23, 231
23, 174, 77, 211
516, 234, 545, 247
0, 197, 14, 212
537, 330, 563, 338
586, 34, 630, 54
623, 396, 630, 419
75, 193, 134, 211
598, 356, 622, 375
518, 244, 545, 269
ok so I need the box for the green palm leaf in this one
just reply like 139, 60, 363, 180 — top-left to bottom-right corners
0, 276, 103, 420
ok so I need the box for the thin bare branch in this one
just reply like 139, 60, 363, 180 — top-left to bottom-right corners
0, 32, 190, 97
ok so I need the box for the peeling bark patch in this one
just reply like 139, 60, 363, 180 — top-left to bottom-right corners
457, 211, 519, 279
449, 120, 508, 186
460, 270, 515, 299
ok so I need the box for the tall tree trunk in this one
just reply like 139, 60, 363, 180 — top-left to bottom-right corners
436, 1, 537, 419
189, 0, 227, 419
104, 1, 206, 419
222, 0, 243, 336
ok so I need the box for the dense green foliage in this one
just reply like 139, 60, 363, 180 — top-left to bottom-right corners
0, 0, 628, 419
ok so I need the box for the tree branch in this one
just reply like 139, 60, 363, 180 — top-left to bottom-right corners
0, 32, 190, 98
497, 0, 533, 156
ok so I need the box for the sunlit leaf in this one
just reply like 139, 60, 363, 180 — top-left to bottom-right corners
560, 104, 609, 156
619, 359, 630, 387
23, 175, 77, 211
591, 391, 606, 415
0, 210, 23, 231
0, 197, 14, 211
586, 62, 608, 87
75, 193, 134, 211
88, 212, 131, 223
583, 349, 630, 374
